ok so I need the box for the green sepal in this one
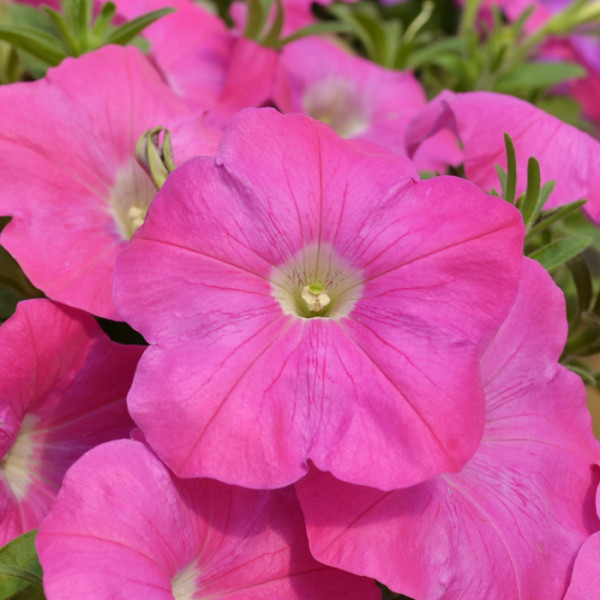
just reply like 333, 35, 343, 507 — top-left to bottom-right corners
0, 530, 45, 600
135, 126, 176, 190
529, 235, 592, 272
243, 0, 269, 41
0, 24, 66, 66
103, 7, 175, 46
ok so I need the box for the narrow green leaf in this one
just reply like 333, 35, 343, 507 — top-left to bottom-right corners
503, 133, 517, 204
243, 0, 265, 40
261, 0, 284, 47
495, 164, 507, 199
279, 21, 353, 46
405, 36, 466, 69
529, 235, 591, 271
568, 255, 594, 313
496, 60, 587, 93
103, 7, 175, 46
525, 198, 586, 240
0, 25, 66, 66
43, 7, 80, 55
326, 5, 376, 60
0, 530, 44, 600
520, 157, 541, 228
90, 2, 117, 45
565, 363, 597, 385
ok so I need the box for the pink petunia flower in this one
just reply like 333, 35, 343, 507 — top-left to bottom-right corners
0, 299, 142, 546
0, 44, 218, 319
116, 0, 279, 127
36, 438, 380, 600
406, 90, 600, 223
564, 467, 600, 600
114, 107, 525, 490
273, 36, 462, 171
295, 259, 600, 599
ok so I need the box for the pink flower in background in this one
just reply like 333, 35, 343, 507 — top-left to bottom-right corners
295, 259, 600, 599
273, 37, 461, 171
118, 0, 279, 127
0, 299, 142, 546
114, 107, 524, 490
0, 45, 218, 320
406, 90, 600, 223
36, 439, 380, 600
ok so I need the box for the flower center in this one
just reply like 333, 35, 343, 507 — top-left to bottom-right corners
107, 160, 157, 240
302, 77, 371, 139
0, 414, 36, 500
172, 561, 201, 600
271, 242, 362, 319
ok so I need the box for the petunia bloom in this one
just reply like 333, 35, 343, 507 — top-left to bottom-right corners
36, 438, 380, 600
114, 107, 524, 490
273, 36, 462, 171
406, 90, 600, 224
0, 44, 218, 319
295, 259, 600, 599
0, 299, 142, 545
564, 466, 600, 600
116, 0, 279, 127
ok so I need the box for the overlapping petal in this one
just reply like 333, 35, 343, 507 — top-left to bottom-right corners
0, 299, 142, 545
406, 90, 600, 223
115, 108, 524, 490
296, 259, 600, 599
36, 439, 379, 600
273, 36, 461, 171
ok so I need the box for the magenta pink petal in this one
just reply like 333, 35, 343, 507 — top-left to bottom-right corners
296, 259, 600, 598
0, 299, 142, 545
406, 90, 600, 223
36, 439, 379, 600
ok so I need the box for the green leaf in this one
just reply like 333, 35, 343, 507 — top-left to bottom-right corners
405, 36, 466, 69
503, 133, 516, 205
90, 2, 117, 45
519, 156, 541, 228
103, 7, 175, 46
568, 255, 594, 314
0, 24, 66, 66
525, 198, 586, 240
0, 530, 45, 600
261, 0, 284, 47
243, 0, 265, 40
495, 60, 587, 94
529, 235, 592, 271
43, 7, 80, 55
279, 21, 353, 46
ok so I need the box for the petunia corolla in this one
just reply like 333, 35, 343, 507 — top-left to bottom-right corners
0, 299, 142, 546
36, 438, 380, 600
116, 0, 279, 127
0, 45, 218, 319
273, 36, 461, 172
114, 107, 525, 490
564, 467, 600, 600
406, 90, 600, 224
295, 259, 600, 599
